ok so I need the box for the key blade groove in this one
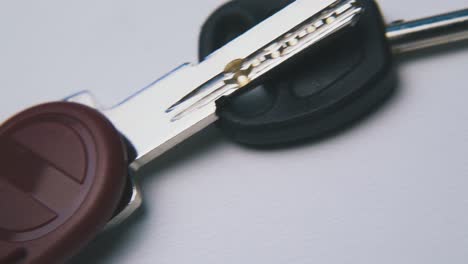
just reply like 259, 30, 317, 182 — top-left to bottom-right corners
169, 0, 363, 122
101, 0, 363, 171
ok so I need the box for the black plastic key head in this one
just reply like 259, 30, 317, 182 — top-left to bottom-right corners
200, 0, 395, 146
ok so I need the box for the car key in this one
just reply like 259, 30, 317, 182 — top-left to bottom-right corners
0, 1, 364, 263
199, 0, 468, 145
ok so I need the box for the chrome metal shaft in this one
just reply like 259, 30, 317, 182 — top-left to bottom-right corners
387, 8, 468, 55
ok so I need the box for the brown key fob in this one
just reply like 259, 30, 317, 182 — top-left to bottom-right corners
0, 102, 128, 263
0, 2, 367, 260
2, 0, 464, 262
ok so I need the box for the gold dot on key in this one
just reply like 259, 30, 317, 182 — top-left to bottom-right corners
251, 59, 261, 67
287, 38, 299, 46
236, 75, 251, 87
306, 25, 317, 33
271, 50, 281, 59
325, 16, 336, 24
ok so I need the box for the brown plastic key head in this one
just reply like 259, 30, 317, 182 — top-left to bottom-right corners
0, 102, 128, 263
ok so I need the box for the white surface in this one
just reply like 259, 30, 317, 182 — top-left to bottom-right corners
1, 1, 467, 263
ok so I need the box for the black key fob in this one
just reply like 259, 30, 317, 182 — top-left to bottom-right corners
200, 0, 396, 146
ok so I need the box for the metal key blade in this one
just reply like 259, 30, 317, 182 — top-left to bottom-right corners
69, 0, 363, 172
168, 1, 362, 121
387, 8, 468, 55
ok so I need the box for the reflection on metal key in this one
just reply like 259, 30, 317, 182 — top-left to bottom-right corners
68, 0, 363, 171
168, 1, 361, 121
2, 0, 467, 262
0, 1, 363, 263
